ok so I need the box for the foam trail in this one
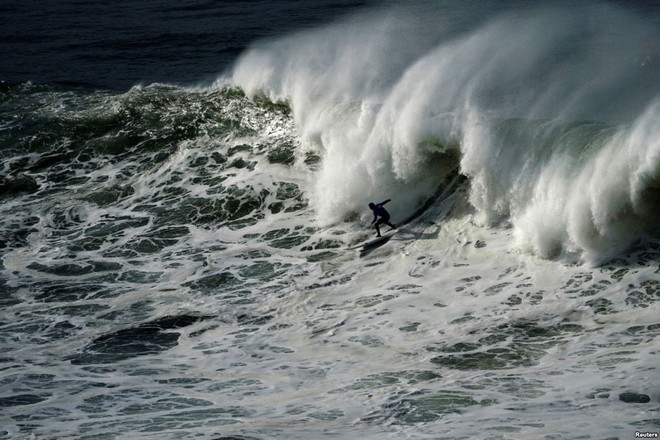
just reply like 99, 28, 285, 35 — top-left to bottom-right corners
227, 1, 660, 261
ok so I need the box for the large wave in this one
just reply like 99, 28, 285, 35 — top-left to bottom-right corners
225, 1, 660, 262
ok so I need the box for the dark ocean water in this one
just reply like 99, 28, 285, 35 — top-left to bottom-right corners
1, 0, 375, 90
1, 1, 660, 439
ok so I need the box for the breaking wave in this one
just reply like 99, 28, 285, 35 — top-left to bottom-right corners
227, 1, 660, 263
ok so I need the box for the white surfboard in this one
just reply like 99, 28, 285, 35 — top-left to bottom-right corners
347, 229, 398, 250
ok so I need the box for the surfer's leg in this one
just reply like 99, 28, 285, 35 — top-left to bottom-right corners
382, 214, 396, 230
374, 219, 383, 237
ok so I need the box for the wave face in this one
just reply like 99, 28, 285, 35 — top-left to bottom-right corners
229, 1, 660, 262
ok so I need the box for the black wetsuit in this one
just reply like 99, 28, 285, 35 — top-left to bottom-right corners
370, 199, 396, 237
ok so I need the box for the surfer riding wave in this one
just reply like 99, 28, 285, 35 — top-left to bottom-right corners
369, 199, 397, 237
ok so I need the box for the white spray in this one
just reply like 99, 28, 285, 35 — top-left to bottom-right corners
227, 1, 660, 262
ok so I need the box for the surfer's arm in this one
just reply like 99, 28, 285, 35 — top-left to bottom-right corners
380, 199, 391, 205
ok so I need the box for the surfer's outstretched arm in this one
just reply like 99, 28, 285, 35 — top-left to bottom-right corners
380, 199, 391, 205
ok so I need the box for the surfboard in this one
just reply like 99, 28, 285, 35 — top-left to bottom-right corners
347, 229, 398, 250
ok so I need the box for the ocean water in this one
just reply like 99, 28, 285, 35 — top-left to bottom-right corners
1, 1, 660, 439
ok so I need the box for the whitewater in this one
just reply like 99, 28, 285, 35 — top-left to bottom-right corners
1, 1, 659, 439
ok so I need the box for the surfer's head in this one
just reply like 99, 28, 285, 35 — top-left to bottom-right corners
368, 203, 375, 209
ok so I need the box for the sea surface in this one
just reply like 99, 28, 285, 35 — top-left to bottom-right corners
1, 1, 660, 439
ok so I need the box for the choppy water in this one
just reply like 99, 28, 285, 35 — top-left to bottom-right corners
1, 1, 660, 439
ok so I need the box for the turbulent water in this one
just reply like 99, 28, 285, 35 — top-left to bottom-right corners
1, 1, 660, 439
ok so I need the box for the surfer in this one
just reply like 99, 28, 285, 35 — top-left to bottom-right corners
369, 199, 397, 237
